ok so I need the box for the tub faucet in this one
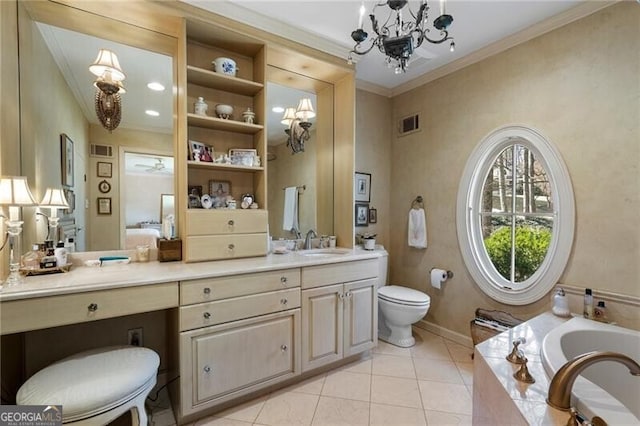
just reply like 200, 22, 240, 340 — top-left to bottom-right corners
304, 229, 317, 250
547, 351, 640, 411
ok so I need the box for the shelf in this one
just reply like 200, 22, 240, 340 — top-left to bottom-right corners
187, 113, 263, 134
187, 161, 264, 173
187, 65, 264, 96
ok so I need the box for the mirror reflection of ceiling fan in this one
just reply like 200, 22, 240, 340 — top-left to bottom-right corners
135, 158, 169, 173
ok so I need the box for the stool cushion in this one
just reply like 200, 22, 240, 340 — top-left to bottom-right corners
17, 346, 159, 421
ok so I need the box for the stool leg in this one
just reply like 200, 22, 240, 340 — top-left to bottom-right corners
129, 390, 149, 426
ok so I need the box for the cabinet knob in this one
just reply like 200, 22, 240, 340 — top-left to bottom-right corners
228, 244, 235, 250
203, 287, 211, 295
203, 312, 211, 319
280, 344, 288, 352
346, 291, 353, 298
203, 365, 211, 373
338, 293, 344, 300
228, 220, 234, 226
280, 298, 288, 305
87, 303, 98, 312
280, 276, 287, 285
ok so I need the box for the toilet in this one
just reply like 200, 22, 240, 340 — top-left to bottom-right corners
376, 251, 430, 347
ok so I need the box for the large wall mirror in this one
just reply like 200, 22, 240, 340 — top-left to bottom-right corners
266, 66, 334, 240
17, 1, 177, 252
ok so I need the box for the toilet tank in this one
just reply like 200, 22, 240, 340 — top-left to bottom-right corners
377, 250, 388, 289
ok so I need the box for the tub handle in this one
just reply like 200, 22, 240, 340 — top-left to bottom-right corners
506, 337, 526, 364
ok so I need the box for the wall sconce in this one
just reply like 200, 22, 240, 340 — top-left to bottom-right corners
282, 98, 316, 154
89, 49, 126, 133
39, 188, 69, 242
0, 176, 38, 288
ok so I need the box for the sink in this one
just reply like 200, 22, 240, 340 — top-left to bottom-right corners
298, 248, 351, 257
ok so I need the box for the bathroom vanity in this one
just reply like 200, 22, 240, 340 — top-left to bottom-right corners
0, 249, 382, 423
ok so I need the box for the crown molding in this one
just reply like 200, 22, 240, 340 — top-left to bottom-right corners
180, 0, 349, 59
355, 79, 393, 98
391, 1, 617, 97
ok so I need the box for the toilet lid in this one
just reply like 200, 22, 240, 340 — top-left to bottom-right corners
379, 285, 430, 306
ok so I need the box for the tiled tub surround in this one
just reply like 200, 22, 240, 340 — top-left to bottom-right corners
473, 312, 640, 425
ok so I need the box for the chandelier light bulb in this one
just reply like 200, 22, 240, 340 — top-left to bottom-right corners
450, 41, 456, 52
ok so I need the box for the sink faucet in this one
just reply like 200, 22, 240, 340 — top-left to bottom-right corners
304, 229, 317, 250
547, 351, 640, 411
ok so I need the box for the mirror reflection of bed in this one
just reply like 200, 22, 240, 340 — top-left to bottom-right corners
123, 153, 173, 249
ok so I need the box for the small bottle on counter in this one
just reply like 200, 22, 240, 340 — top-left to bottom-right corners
21, 244, 41, 269
594, 301, 608, 322
551, 287, 571, 317
583, 288, 594, 319
55, 241, 68, 266
40, 240, 57, 269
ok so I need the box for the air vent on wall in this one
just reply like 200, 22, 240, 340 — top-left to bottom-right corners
90, 144, 113, 158
398, 113, 420, 137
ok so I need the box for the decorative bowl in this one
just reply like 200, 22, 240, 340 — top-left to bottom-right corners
215, 104, 233, 119
212, 57, 237, 76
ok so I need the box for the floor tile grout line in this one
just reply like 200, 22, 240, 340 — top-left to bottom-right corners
411, 355, 429, 426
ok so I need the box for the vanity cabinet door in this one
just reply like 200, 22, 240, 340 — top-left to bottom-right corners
343, 278, 377, 357
183, 309, 300, 411
301, 284, 344, 372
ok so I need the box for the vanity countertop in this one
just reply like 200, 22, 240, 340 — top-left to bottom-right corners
0, 248, 384, 302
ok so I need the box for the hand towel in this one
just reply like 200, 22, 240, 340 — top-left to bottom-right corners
283, 186, 299, 231
408, 208, 427, 248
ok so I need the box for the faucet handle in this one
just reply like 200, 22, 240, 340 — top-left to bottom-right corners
506, 337, 527, 364
513, 357, 535, 383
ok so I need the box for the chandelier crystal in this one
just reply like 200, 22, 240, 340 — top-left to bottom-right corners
348, 0, 455, 74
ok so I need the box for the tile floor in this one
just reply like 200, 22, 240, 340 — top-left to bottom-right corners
149, 327, 475, 426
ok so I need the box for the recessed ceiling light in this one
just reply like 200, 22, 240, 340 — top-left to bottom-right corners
145, 110, 160, 117
272, 106, 285, 113
147, 82, 165, 91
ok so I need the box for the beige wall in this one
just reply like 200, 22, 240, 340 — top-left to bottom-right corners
385, 2, 639, 336
355, 90, 392, 249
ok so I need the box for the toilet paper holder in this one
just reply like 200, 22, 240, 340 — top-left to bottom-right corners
431, 268, 454, 279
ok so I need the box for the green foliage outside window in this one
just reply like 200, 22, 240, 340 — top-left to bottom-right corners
484, 226, 551, 282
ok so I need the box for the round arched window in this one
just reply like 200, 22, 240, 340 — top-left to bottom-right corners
456, 126, 574, 305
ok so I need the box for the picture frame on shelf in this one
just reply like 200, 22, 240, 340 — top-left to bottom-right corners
355, 203, 369, 227
97, 197, 112, 215
61, 133, 74, 188
97, 161, 112, 178
369, 208, 377, 224
229, 148, 257, 167
188, 185, 203, 198
189, 140, 213, 162
354, 172, 371, 202
209, 180, 231, 198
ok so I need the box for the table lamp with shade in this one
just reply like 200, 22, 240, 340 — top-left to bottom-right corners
0, 176, 38, 288
39, 188, 69, 242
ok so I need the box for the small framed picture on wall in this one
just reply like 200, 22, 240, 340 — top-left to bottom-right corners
97, 197, 112, 215
97, 161, 112, 178
369, 208, 377, 224
354, 172, 371, 202
355, 203, 369, 227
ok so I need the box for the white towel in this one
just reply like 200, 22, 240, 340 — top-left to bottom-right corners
283, 186, 299, 231
408, 208, 427, 248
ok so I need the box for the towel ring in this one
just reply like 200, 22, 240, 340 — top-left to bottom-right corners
411, 196, 424, 210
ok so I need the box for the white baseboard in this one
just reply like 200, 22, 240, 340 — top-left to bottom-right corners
415, 320, 474, 348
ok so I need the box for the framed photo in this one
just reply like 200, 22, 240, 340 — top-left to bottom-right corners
61, 133, 74, 187
354, 172, 371, 202
355, 203, 369, 227
97, 197, 112, 215
97, 161, 112, 178
209, 180, 231, 198
369, 208, 377, 224
189, 140, 213, 162
229, 148, 257, 167
188, 185, 203, 197
63, 189, 75, 215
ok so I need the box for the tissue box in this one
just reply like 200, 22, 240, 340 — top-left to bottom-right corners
158, 238, 182, 262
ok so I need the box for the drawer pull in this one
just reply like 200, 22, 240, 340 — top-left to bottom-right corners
228, 220, 234, 226
228, 244, 235, 250
280, 276, 287, 285
280, 298, 288, 305
87, 303, 98, 312
280, 344, 288, 352
203, 365, 211, 373
203, 312, 211, 319
203, 287, 211, 295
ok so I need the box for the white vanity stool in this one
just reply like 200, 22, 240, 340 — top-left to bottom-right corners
17, 346, 159, 425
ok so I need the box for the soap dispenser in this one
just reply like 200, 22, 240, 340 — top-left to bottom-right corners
552, 287, 570, 317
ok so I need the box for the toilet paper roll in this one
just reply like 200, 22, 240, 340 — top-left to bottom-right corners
431, 268, 448, 289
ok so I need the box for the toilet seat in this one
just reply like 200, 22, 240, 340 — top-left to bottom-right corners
378, 285, 430, 307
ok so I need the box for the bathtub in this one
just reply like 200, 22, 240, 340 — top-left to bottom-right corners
541, 317, 640, 425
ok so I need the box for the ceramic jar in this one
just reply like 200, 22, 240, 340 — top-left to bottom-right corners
212, 57, 237, 76
194, 97, 208, 116
242, 108, 256, 124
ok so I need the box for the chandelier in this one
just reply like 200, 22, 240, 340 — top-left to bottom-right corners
281, 98, 315, 154
89, 49, 126, 132
348, 0, 455, 74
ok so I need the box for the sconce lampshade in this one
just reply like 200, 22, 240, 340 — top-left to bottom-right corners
89, 49, 125, 81
40, 188, 69, 210
295, 98, 316, 121
0, 176, 38, 207
280, 107, 297, 127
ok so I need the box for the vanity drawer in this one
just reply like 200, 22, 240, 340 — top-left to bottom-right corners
186, 209, 268, 236
181, 269, 301, 305
0, 282, 178, 335
301, 259, 378, 289
180, 288, 300, 331
185, 233, 267, 262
